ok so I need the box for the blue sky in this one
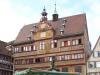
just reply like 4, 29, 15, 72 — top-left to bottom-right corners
0, 0, 100, 48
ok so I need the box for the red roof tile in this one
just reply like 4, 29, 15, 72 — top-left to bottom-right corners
0, 40, 12, 56
14, 13, 87, 44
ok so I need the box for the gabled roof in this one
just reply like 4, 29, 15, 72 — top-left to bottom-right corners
88, 36, 100, 60
92, 36, 100, 53
93, 36, 100, 51
0, 40, 12, 56
14, 13, 87, 44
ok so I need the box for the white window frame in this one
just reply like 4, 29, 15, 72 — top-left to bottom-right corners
51, 40, 57, 48
68, 40, 71, 46
40, 41, 45, 50
96, 62, 100, 68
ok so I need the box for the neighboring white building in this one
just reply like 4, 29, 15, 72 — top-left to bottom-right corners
87, 36, 100, 75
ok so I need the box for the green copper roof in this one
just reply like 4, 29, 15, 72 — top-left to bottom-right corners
14, 68, 80, 75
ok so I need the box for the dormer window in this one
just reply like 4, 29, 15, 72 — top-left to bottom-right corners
27, 35, 31, 41
60, 29, 64, 35
33, 24, 37, 32
63, 19, 67, 23
33, 24, 36, 28
30, 29, 34, 35
62, 23, 65, 28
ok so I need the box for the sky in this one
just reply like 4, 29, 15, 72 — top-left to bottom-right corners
0, 0, 100, 49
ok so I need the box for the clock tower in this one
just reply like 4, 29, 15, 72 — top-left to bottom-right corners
33, 8, 54, 41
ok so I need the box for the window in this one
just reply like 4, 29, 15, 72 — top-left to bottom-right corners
94, 51, 100, 57
72, 40, 78, 45
72, 54, 83, 59
60, 29, 64, 35
26, 47, 28, 51
29, 45, 36, 51
49, 57, 52, 61
75, 66, 82, 73
14, 48, 19, 53
23, 47, 26, 51
62, 67, 68, 72
72, 39, 82, 45
25, 59, 29, 64
40, 32, 46, 38
59, 55, 65, 61
51, 40, 57, 48
49, 56, 56, 62
24, 58, 34, 64
15, 59, 23, 65
65, 55, 71, 60
35, 58, 40, 63
29, 46, 32, 51
21, 47, 24, 52
78, 39, 82, 44
88, 72, 100, 75
35, 57, 45, 63
71, 54, 83, 60
33, 45, 36, 50
96, 72, 100, 75
29, 59, 34, 64
39, 41, 45, 50
74, 54, 78, 59
72, 54, 75, 59
61, 40, 70, 47
89, 73, 95, 75
77, 54, 84, 59
23, 46, 28, 51
96, 62, 100, 68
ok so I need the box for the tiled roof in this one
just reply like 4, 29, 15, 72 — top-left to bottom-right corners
14, 13, 87, 44
0, 40, 12, 56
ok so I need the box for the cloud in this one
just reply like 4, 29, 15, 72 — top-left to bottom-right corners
82, 0, 100, 48
0, 0, 100, 49
0, 0, 33, 42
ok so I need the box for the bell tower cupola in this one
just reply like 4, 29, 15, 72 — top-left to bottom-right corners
52, 2, 58, 21
41, 7, 48, 22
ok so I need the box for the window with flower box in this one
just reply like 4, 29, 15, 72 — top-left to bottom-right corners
61, 40, 70, 47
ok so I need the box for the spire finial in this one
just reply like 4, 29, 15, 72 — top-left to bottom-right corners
41, 6, 47, 16
43, 6, 46, 11
54, 1, 57, 14
52, 0, 58, 21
